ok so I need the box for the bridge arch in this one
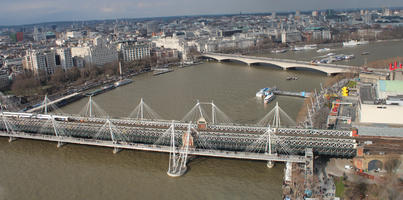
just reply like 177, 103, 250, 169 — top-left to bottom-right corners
249, 62, 285, 70
286, 66, 331, 75
219, 58, 250, 65
368, 159, 383, 171
198, 55, 220, 62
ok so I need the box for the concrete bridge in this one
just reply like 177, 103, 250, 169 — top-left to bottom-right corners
201, 53, 355, 75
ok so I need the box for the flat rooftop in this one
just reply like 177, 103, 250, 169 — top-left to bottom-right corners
378, 80, 403, 93
355, 124, 403, 137
360, 86, 376, 103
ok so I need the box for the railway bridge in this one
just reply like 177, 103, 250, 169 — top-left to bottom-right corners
0, 98, 357, 177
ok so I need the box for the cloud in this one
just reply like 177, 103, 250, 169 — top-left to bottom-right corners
0, 0, 402, 25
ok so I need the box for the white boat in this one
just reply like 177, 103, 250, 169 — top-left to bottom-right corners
114, 79, 133, 87
317, 48, 330, 53
343, 40, 359, 47
344, 54, 355, 60
256, 88, 269, 98
264, 92, 275, 104
293, 46, 304, 51
303, 44, 317, 50
293, 44, 317, 51
271, 49, 287, 53
357, 40, 369, 45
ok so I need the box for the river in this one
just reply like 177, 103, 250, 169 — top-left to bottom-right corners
0, 40, 402, 200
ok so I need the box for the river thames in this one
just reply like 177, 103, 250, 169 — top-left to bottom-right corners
0, 40, 402, 200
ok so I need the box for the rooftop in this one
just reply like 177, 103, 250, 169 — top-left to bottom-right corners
378, 80, 403, 93
377, 80, 403, 99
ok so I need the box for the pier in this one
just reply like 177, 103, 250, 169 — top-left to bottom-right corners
273, 89, 311, 98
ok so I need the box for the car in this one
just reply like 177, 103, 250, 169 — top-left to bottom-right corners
344, 165, 353, 170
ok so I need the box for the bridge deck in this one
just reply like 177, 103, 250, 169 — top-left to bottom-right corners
0, 131, 306, 163
27, 92, 82, 113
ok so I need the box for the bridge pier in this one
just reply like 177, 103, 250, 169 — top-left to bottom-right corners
267, 161, 275, 168
8, 136, 17, 143
57, 141, 65, 148
113, 147, 122, 154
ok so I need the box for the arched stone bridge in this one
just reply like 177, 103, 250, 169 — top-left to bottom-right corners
200, 53, 355, 75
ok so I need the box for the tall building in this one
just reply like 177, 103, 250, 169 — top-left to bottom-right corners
312, 10, 318, 17
43, 50, 57, 74
16, 32, 23, 42
121, 43, 151, 62
0, 70, 10, 89
56, 48, 73, 70
24, 49, 60, 75
272, 12, 277, 19
24, 50, 48, 74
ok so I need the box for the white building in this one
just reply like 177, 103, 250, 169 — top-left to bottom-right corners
281, 31, 302, 43
71, 37, 118, 66
66, 31, 82, 39
121, 43, 151, 62
24, 49, 58, 75
153, 36, 188, 60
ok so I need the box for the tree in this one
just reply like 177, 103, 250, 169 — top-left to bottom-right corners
384, 158, 401, 175
11, 71, 41, 96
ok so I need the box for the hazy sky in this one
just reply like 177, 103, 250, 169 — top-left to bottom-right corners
0, 0, 402, 26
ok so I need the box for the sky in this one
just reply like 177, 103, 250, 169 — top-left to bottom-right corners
0, 0, 402, 26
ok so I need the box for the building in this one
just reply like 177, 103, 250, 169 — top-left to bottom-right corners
281, 31, 302, 43
358, 80, 403, 125
121, 43, 151, 62
218, 29, 242, 37
43, 50, 57, 74
56, 48, 73, 70
0, 70, 10, 89
322, 30, 332, 40
16, 32, 23, 42
73, 57, 85, 68
66, 31, 82, 39
24, 49, 56, 75
71, 37, 118, 66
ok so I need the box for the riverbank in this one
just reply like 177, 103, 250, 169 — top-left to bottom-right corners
17, 68, 151, 112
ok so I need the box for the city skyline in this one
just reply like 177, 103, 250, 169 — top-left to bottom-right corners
0, 0, 403, 26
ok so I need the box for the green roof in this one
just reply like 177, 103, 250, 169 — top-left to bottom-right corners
379, 80, 403, 93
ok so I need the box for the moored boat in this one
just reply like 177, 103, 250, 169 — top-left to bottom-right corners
264, 92, 275, 104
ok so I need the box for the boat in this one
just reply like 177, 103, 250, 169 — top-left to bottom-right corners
343, 40, 359, 47
153, 68, 173, 76
286, 76, 299, 80
317, 48, 330, 53
303, 44, 317, 50
271, 49, 287, 53
293, 46, 304, 51
264, 92, 275, 104
344, 54, 355, 60
86, 84, 115, 96
293, 44, 317, 51
256, 88, 269, 98
114, 79, 133, 87
357, 40, 369, 45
